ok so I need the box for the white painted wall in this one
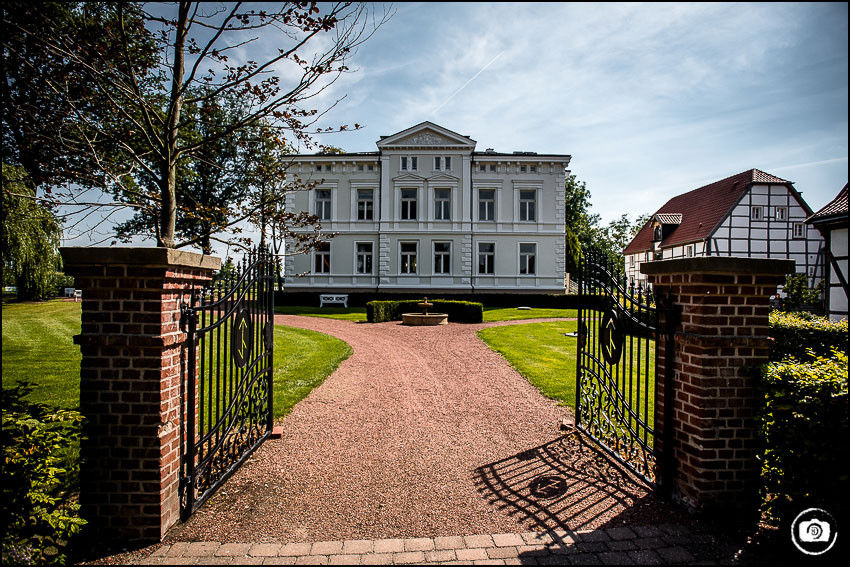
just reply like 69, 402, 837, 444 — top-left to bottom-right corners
283, 128, 569, 293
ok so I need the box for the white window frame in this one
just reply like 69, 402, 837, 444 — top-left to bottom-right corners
686, 245, 694, 257
434, 188, 451, 221
775, 206, 787, 221
314, 242, 331, 274
315, 189, 332, 221
400, 188, 418, 220
433, 241, 452, 275
478, 242, 495, 275
792, 222, 805, 239
751, 206, 765, 221
519, 242, 537, 275
400, 241, 418, 274
357, 188, 374, 221
519, 189, 537, 222
478, 188, 496, 221
355, 241, 373, 275
401, 156, 418, 171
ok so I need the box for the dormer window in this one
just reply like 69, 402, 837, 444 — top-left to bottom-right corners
653, 226, 662, 241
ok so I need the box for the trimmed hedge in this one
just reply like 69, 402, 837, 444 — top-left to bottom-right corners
366, 299, 483, 323
759, 350, 848, 520
769, 310, 848, 362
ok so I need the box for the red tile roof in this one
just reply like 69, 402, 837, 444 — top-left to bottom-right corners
807, 183, 848, 224
623, 169, 792, 254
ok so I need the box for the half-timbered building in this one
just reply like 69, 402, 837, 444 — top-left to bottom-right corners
281, 122, 571, 294
624, 169, 826, 287
807, 184, 848, 320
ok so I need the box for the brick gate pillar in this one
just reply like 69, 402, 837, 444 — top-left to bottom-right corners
641, 257, 792, 517
61, 248, 220, 543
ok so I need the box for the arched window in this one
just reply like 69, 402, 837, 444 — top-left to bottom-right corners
653, 226, 662, 241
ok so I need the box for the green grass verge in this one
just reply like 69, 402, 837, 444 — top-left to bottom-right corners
275, 305, 367, 321
478, 321, 580, 408
271, 325, 351, 419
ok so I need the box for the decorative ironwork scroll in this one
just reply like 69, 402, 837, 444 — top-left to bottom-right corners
575, 248, 667, 486
180, 247, 277, 519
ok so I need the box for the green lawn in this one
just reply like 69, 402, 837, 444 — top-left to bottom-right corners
275, 305, 367, 321
271, 325, 351, 419
478, 321, 580, 408
274, 304, 577, 323
1, 300, 82, 408
477, 320, 656, 435
2, 300, 351, 422
483, 307, 577, 321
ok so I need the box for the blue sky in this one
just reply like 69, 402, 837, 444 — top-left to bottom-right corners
308, 2, 848, 221
61, 2, 848, 250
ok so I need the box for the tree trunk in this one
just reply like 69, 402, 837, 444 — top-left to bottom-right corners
158, 1, 190, 248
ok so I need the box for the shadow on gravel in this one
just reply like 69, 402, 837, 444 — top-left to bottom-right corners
474, 431, 744, 562
474, 431, 666, 532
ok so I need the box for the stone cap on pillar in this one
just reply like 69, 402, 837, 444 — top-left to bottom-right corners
61, 247, 221, 271
640, 256, 794, 276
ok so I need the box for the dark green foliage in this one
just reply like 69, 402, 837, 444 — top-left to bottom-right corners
768, 310, 848, 362
366, 299, 484, 323
780, 273, 825, 313
759, 351, 848, 522
1, 382, 85, 565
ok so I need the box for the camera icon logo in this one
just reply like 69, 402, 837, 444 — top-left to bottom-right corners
792, 508, 838, 556
799, 519, 830, 543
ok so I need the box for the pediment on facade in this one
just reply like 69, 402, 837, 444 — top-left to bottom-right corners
426, 173, 460, 183
377, 121, 476, 149
392, 173, 426, 182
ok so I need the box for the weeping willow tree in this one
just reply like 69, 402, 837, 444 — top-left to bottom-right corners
1, 165, 63, 300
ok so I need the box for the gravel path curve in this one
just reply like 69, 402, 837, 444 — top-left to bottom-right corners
163, 316, 688, 545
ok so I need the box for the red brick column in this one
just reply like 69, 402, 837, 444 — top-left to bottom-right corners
60, 248, 220, 543
641, 257, 792, 517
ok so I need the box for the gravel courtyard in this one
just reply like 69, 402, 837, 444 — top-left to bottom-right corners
164, 316, 691, 545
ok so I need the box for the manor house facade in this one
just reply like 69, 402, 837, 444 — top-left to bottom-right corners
282, 122, 570, 294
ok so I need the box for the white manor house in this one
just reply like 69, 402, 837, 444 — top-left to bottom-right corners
282, 122, 571, 294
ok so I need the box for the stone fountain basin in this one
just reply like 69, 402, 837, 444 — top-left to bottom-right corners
401, 312, 448, 326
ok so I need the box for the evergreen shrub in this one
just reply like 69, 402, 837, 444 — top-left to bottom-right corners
768, 310, 848, 362
366, 299, 483, 323
759, 350, 848, 521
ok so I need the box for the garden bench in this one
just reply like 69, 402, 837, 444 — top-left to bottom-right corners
319, 294, 348, 308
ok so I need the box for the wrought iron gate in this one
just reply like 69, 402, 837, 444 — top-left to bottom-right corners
180, 247, 276, 518
575, 249, 671, 487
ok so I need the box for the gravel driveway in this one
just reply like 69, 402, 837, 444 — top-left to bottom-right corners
163, 316, 690, 544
